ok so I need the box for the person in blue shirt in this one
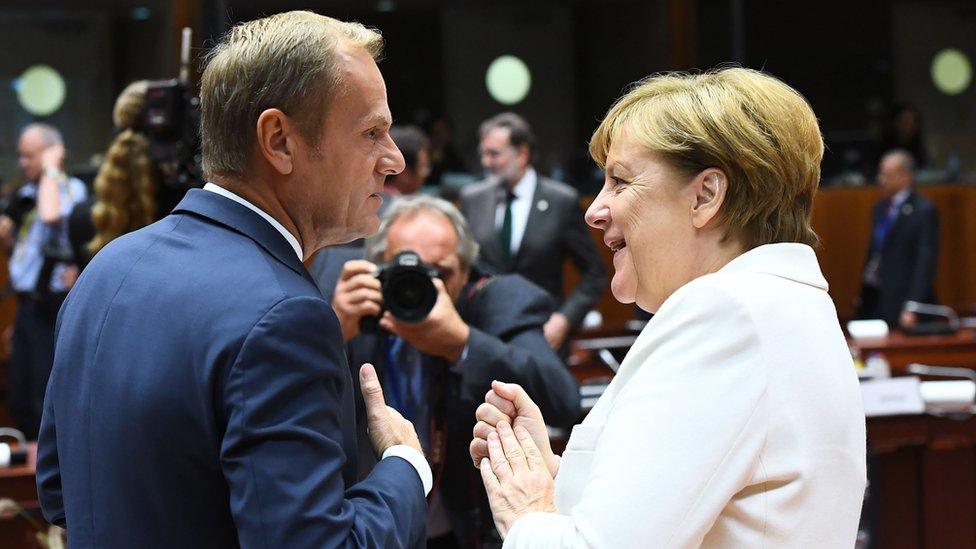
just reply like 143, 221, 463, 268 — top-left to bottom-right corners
0, 123, 86, 439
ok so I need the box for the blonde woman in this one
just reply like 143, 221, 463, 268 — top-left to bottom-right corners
68, 81, 156, 269
471, 68, 867, 547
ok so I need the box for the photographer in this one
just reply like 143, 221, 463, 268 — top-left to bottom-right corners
332, 195, 580, 549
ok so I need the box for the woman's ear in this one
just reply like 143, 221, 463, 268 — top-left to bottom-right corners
691, 168, 728, 229
255, 108, 295, 176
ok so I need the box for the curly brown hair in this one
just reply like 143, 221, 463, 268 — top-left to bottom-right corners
88, 81, 157, 254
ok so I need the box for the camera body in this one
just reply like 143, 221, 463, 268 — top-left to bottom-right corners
359, 250, 440, 334
141, 78, 203, 190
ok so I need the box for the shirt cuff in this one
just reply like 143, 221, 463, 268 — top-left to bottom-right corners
458, 343, 469, 363
382, 444, 433, 496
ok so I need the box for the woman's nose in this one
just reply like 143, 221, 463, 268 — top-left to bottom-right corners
585, 191, 610, 230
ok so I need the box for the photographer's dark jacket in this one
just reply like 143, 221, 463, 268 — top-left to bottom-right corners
344, 268, 582, 547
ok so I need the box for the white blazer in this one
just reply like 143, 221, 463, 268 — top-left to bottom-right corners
505, 243, 867, 548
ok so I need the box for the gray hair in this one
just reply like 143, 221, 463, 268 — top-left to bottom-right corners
21, 123, 63, 146
365, 195, 480, 267
881, 149, 916, 173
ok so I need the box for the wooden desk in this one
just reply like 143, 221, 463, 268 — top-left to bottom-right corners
851, 328, 976, 372
0, 443, 42, 549
868, 414, 976, 548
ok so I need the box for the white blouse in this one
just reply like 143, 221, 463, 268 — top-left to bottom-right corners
505, 243, 867, 548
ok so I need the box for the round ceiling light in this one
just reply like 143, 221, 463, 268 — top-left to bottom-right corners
931, 48, 972, 95
486, 55, 532, 105
16, 65, 66, 116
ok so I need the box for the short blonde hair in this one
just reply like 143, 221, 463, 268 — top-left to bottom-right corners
200, 11, 383, 179
589, 67, 823, 248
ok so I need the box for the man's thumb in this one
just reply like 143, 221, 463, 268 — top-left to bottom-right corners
360, 364, 388, 421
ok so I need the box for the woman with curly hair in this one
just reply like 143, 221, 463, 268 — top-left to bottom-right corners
69, 80, 157, 270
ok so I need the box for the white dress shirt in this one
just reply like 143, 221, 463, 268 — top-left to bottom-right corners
494, 168, 538, 255
505, 243, 867, 547
202, 183, 433, 496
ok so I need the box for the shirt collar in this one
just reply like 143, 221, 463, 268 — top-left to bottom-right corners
510, 167, 537, 199
891, 188, 911, 209
718, 243, 829, 290
203, 183, 303, 260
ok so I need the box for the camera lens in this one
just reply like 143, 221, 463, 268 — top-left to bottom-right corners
383, 266, 437, 323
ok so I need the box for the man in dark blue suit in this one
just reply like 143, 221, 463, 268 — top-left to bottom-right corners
857, 149, 940, 328
36, 11, 430, 548
327, 196, 580, 548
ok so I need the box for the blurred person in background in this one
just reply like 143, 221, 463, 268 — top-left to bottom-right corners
461, 113, 605, 351
857, 149, 939, 328
68, 81, 156, 271
0, 123, 87, 439
385, 125, 431, 198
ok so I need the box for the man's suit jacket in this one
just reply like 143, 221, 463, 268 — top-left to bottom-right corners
858, 191, 940, 326
503, 244, 866, 548
459, 176, 606, 328
344, 271, 581, 547
36, 189, 426, 548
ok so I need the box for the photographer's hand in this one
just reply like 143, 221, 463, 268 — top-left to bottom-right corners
380, 278, 470, 362
332, 260, 383, 342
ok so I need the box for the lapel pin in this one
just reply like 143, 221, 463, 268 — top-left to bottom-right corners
901, 203, 913, 216
537, 199, 549, 212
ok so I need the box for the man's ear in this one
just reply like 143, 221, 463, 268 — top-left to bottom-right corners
255, 108, 297, 176
517, 143, 531, 168
691, 168, 728, 230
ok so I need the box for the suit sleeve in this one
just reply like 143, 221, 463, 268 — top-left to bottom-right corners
558, 197, 607, 328
36, 393, 64, 527
454, 281, 581, 427
36, 297, 71, 527
503, 282, 767, 548
906, 204, 940, 304
220, 296, 426, 548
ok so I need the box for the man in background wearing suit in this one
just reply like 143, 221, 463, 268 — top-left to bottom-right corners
330, 196, 580, 548
37, 12, 430, 548
460, 113, 606, 350
857, 149, 940, 328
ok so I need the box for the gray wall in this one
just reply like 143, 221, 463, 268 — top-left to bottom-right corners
892, 1, 976, 171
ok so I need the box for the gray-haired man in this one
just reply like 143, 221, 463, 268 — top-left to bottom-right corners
327, 196, 581, 548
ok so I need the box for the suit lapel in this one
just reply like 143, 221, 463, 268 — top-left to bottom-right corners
884, 192, 917, 249
473, 182, 513, 270
514, 177, 549, 268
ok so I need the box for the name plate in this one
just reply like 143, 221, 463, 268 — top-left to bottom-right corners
860, 377, 925, 417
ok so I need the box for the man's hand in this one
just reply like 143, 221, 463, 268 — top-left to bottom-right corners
900, 310, 918, 329
360, 363, 422, 456
480, 420, 557, 538
332, 260, 383, 342
39, 143, 65, 174
0, 215, 14, 251
380, 278, 470, 362
543, 312, 570, 350
472, 380, 559, 477
60, 265, 79, 289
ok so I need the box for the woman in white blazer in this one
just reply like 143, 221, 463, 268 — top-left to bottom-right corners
470, 67, 867, 548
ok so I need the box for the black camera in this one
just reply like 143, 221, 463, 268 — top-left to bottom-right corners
359, 250, 440, 334
142, 78, 203, 190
